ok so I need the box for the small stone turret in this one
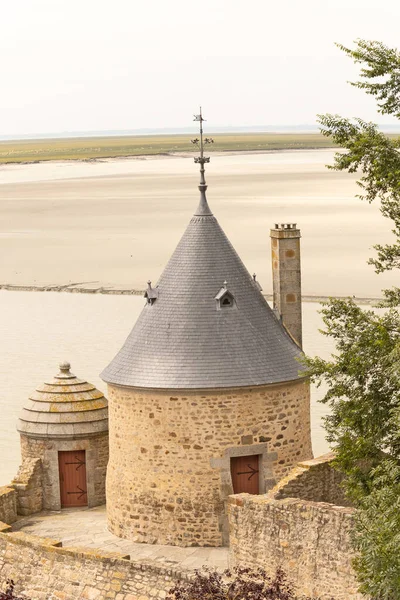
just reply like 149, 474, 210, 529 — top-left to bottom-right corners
270, 223, 302, 348
16, 362, 109, 513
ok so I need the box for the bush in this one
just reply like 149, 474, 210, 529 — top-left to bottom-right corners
0, 580, 28, 600
168, 566, 318, 600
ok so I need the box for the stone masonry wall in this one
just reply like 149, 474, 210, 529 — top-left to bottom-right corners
0, 489, 17, 525
107, 379, 312, 546
271, 453, 351, 507
12, 457, 43, 516
20, 432, 109, 510
0, 528, 188, 600
229, 494, 361, 600
92, 432, 109, 505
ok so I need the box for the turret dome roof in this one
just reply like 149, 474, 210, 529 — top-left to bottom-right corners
18, 362, 108, 438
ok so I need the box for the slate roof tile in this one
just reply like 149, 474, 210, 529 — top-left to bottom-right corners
101, 191, 304, 389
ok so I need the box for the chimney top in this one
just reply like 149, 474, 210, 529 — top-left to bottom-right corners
274, 223, 297, 230
270, 223, 301, 239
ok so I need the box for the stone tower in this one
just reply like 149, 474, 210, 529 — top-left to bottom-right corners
270, 223, 302, 347
17, 362, 108, 513
101, 112, 312, 547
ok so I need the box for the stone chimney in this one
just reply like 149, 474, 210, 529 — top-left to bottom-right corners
270, 223, 302, 348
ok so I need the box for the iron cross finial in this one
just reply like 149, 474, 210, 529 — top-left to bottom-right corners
191, 108, 214, 216
192, 107, 213, 189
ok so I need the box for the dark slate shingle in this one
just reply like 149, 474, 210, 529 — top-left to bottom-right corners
101, 197, 304, 389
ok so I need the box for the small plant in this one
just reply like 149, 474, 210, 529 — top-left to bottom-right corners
168, 566, 317, 600
0, 580, 28, 600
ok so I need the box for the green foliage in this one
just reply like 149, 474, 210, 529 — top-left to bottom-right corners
305, 39, 400, 598
318, 40, 400, 278
337, 40, 400, 118
353, 461, 400, 598
303, 299, 400, 502
318, 113, 400, 275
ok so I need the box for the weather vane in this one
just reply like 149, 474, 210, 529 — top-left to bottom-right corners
192, 107, 213, 190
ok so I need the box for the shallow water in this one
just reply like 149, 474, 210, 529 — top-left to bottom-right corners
0, 291, 333, 485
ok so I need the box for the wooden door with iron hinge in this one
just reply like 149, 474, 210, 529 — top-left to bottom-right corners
230, 454, 260, 494
58, 450, 88, 507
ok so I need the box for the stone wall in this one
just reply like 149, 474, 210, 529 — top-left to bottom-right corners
0, 528, 188, 600
0, 488, 17, 525
12, 457, 43, 516
271, 453, 351, 506
107, 378, 312, 546
20, 432, 108, 510
229, 494, 361, 600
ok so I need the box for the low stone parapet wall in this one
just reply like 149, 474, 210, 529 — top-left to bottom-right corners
12, 457, 43, 516
0, 528, 189, 600
271, 453, 351, 507
228, 494, 361, 600
0, 487, 17, 525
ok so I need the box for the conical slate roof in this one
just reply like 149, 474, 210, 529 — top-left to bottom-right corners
18, 362, 108, 438
101, 191, 304, 389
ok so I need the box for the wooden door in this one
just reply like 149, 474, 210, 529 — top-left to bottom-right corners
230, 455, 260, 494
58, 450, 88, 508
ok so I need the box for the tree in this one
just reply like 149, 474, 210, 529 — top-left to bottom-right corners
167, 566, 316, 600
303, 39, 400, 598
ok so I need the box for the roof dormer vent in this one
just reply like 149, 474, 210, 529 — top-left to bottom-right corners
144, 280, 159, 305
215, 280, 236, 310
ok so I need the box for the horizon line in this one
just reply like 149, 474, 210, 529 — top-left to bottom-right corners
2, 123, 400, 142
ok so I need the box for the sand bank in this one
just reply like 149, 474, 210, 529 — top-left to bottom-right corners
0, 150, 396, 297
0, 283, 382, 305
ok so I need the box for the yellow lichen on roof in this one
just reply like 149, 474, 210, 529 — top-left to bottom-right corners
18, 362, 108, 438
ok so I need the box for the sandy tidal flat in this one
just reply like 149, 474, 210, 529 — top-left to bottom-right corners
0, 133, 335, 163
0, 150, 396, 297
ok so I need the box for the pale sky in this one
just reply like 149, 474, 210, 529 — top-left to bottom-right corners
1, 0, 400, 136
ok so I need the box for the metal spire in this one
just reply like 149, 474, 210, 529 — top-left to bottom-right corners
192, 107, 214, 216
